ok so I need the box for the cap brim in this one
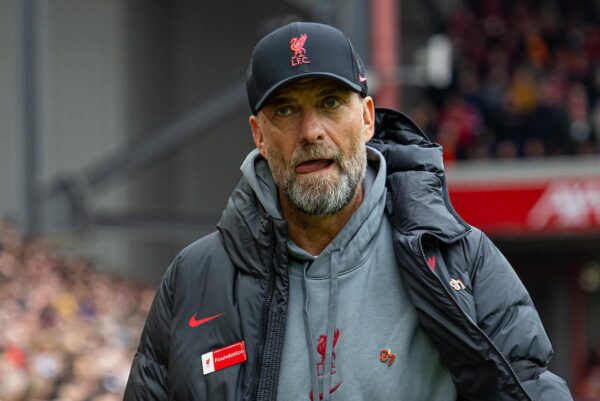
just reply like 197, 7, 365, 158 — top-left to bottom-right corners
253, 72, 364, 113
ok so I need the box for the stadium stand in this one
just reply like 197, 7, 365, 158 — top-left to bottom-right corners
410, 1, 600, 161
0, 220, 151, 401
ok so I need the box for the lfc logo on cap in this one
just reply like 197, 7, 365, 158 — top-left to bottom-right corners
290, 34, 310, 67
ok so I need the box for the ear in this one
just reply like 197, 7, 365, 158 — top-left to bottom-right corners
249, 114, 268, 158
362, 96, 375, 143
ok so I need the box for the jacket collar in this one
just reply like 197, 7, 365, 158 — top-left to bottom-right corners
369, 108, 470, 243
217, 177, 288, 278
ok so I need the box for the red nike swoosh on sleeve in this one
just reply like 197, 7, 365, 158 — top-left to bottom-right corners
188, 313, 224, 328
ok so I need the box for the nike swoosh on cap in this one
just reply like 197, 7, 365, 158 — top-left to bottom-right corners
188, 313, 224, 328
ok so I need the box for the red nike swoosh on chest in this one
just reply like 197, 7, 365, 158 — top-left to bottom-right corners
188, 313, 224, 328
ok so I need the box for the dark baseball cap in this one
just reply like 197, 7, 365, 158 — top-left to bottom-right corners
246, 22, 368, 114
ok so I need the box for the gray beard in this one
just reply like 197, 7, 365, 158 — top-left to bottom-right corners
267, 144, 367, 216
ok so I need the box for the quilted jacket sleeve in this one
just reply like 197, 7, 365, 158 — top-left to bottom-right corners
470, 229, 573, 401
123, 256, 178, 401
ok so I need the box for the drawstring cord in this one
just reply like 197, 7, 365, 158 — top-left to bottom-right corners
301, 251, 340, 401
302, 261, 320, 401
321, 251, 339, 401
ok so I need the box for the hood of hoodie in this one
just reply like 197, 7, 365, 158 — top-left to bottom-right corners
236, 145, 387, 278
284, 148, 385, 278
216, 108, 470, 277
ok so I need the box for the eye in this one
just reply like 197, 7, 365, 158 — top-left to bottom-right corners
275, 105, 294, 116
323, 97, 342, 109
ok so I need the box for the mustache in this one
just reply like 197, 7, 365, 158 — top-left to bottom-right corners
290, 144, 341, 167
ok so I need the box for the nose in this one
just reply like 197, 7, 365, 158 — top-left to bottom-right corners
299, 108, 326, 144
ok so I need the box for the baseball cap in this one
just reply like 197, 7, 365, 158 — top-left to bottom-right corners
246, 22, 368, 114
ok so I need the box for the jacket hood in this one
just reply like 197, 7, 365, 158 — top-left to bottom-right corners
217, 108, 469, 277
368, 108, 469, 243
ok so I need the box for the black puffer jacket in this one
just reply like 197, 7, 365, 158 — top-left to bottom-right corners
124, 108, 573, 401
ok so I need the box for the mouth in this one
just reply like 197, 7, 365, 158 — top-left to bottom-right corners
294, 159, 335, 174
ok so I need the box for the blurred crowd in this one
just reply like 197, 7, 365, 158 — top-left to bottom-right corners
576, 346, 600, 401
411, 0, 600, 161
0, 220, 153, 401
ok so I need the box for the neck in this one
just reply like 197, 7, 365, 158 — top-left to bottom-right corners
279, 187, 364, 256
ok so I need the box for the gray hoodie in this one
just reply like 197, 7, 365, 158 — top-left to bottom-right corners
241, 147, 456, 401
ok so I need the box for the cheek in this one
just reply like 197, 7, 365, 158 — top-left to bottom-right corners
337, 115, 366, 150
262, 138, 289, 167
259, 119, 293, 152
263, 136, 296, 164
257, 124, 278, 157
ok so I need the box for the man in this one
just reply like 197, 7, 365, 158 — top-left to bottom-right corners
124, 22, 573, 401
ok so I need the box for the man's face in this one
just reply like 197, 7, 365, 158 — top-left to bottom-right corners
249, 78, 375, 216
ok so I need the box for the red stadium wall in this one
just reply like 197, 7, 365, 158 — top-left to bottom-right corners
450, 177, 600, 236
